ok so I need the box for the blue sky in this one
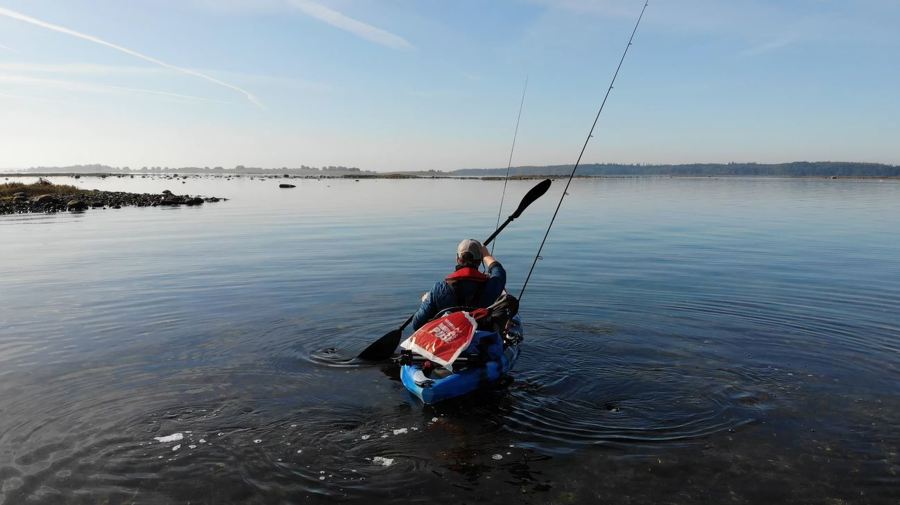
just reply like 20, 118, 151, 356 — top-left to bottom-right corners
1, 0, 898, 171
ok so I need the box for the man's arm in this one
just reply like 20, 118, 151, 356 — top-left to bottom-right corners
412, 283, 442, 330
480, 244, 506, 304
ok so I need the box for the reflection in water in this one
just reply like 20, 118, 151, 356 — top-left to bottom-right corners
1, 176, 899, 504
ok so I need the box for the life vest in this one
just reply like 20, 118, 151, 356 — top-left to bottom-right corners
444, 266, 489, 308
445, 266, 489, 283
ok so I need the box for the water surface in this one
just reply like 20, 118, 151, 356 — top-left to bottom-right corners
1, 176, 898, 504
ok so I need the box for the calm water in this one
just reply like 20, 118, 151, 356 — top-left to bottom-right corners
1, 176, 898, 504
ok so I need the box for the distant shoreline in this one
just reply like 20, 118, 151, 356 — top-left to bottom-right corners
3, 161, 899, 179
2, 173, 898, 181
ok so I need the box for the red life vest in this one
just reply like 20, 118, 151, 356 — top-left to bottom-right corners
444, 266, 489, 309
445, 266, 489, 283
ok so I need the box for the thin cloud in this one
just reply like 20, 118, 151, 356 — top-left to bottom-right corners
524, 0, 638, 18
0, 62, 327, 92
286, 0, 414, 50
0, 73, 229, 104
0, 42, 13, 51
0, 90, 60, 103
0, 5, 263, 108
741, 34, 799, 56
0, 62, 164, 75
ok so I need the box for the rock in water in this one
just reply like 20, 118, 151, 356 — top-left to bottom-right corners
159, 195, 184, 205
31, 194, 57, 205
67, 200, 88, 212
279, 184, 296, 189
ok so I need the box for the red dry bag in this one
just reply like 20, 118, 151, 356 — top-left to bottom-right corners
399, 311, 478, 369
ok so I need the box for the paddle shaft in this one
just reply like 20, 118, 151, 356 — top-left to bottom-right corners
481, 217, 510, 249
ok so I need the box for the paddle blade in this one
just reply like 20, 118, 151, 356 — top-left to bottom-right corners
357, 328, 403, 361
511, 179, 552, 218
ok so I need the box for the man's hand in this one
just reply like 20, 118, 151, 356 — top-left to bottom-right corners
481, 244, 497, 268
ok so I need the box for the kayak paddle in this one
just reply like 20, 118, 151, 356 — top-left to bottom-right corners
357, 178, 552, 361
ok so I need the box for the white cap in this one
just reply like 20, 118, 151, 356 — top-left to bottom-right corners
457, 239, 483, 264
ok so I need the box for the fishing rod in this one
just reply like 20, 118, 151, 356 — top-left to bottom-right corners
491, 75, 529, 255
519, 0, 649, 300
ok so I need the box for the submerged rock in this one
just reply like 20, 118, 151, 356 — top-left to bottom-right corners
67, 200, 88, 211
159, 194, 185, 205
31, 194, 57, 205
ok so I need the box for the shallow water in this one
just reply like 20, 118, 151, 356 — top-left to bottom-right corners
1, 175, 898, 504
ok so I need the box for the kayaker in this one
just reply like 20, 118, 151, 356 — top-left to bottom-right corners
411, 239, 506, 330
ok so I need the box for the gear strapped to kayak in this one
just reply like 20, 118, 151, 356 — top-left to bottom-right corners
400, 309, 485, 369
400, 293, 519, 369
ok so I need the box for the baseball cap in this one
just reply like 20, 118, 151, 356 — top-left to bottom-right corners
457, 239, 483, 263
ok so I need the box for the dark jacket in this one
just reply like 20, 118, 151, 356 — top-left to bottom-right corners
411, 262, 506, 330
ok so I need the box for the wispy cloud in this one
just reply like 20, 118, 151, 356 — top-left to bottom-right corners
0, 5, 263, 108
0, 60, 331, 98
0, 62, 164, 75
286, 0, 414, 50
0, 42, 13, 52
741, 33, 800, 56
0, 89, 63, 103
0, 73, 229, 104
524, 0, 638, 17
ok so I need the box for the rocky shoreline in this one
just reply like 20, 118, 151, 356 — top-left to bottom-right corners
1, 184, 223, 215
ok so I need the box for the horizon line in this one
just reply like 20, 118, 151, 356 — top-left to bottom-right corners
3, 160, 899, 174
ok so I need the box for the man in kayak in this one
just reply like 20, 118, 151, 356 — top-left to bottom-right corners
411, 239, 506, 330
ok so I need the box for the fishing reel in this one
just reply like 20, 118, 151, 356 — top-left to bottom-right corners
397, 349, 413, 366
503, 325, 523, 347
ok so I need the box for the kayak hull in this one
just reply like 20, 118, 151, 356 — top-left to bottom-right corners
400, 316, 522, 405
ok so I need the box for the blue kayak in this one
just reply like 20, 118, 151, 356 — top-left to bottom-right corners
400, 315, 522, 405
